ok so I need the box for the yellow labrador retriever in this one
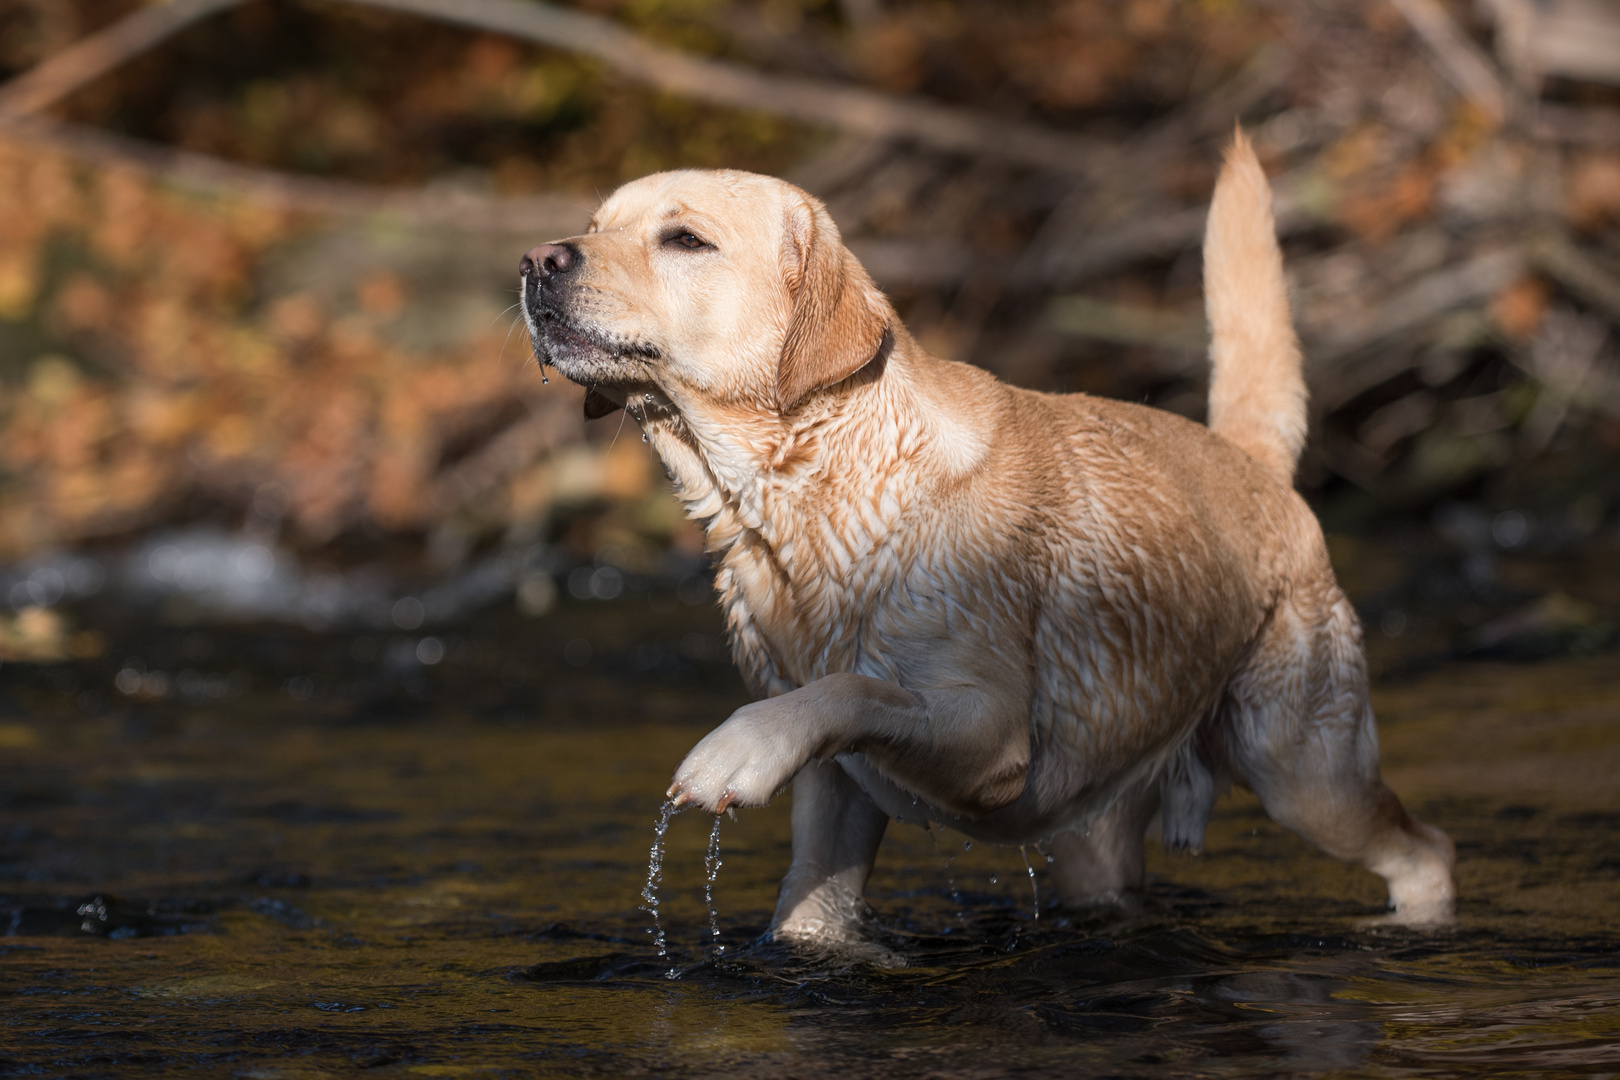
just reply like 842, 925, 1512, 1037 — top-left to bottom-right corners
519, 132, 1456, 940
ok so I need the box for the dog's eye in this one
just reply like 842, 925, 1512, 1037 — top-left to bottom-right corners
664, 230, 711, 251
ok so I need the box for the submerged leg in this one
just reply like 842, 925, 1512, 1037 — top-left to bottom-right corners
1230, 584, 1455, 924
771, 758, 889, 942
1047, 781, 1161, 907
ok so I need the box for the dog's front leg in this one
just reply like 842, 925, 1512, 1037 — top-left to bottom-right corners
771, 759, 888, 943
667, 672, 1028, 817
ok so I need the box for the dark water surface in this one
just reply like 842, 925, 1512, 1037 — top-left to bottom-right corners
2, 604, 1618, 1077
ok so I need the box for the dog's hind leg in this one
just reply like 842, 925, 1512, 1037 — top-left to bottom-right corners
771, 758, 889, 943
1047, 781, 1161, 908
1227, 582, 1455, 924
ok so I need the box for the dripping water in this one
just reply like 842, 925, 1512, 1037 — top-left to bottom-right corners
704, 814, 724, 957
926, 822, 966, 925
1020, 845, 1040, 922
641, 800, 675, 976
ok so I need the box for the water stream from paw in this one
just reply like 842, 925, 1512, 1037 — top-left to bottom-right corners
1020, 845, 1039, 921
704, 814, 723, 957
641, 800, 676, 975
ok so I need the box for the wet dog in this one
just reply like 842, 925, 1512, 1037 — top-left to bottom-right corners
520, 131, 1456, 941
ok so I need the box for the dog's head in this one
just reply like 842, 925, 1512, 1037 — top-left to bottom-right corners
521, 170, 891, 419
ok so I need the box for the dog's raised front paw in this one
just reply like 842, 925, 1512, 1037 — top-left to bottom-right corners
667, 701, 812, 812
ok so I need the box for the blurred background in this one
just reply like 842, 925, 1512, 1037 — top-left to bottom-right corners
1, 0, 1619, 699
5, 10, 1620, 1071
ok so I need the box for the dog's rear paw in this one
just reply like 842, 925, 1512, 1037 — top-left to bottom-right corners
1376, 820, 1457, 926
772, 904, 907, 969
773, 930, 909, 969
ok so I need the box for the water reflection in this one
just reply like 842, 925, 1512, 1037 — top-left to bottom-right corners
0, 604, 1617, 1077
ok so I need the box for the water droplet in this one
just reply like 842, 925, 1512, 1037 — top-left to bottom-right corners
644, 392, 654, 402
1020, 845, 1040, 922
989, 873, 998, 885
642, 432, 649, 442
962, 841, 973, 851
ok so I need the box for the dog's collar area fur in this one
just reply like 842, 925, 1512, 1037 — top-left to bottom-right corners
638, 333, 985, 703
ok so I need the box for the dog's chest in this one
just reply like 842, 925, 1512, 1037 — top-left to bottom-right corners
718, 493, 1004, 695
652, 410, 1017, 695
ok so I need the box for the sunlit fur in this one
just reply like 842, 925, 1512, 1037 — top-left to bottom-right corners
521, 136, 1456, 943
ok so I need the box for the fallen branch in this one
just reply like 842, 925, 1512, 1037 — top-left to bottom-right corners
1046, 296, 1206, 353
0, 0, 245, 118
0, 117, 589, 234
1311, 343, 1429, 415
1534, 103, 1620, 145
1015, 48, 1295, 280
1481, 0, 1620, 90
855, 199, 1221, 291
1387, 0, 1513, 125
1529, 232, 1620, 325
861, 193, 1302, 292
1519, 308, 1608, 450
845, 237, 977, 289
1308, 246, 1525, 368
1015, 204, 1210, 291
435, 392, 583, 512
0, 0, 1107, 174
347, 0, 1107, 172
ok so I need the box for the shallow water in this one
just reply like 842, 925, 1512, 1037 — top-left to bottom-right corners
2, 603, 1618, 1078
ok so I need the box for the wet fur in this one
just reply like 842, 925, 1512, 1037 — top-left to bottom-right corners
521, 133, 1456, 939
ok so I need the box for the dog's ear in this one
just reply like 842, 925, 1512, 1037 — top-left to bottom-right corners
777, 195, 890, 413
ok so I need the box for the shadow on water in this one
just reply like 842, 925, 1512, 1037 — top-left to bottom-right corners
1, 598, 1618, 1078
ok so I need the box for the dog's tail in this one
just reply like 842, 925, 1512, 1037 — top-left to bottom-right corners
1203, 128, 1307, 485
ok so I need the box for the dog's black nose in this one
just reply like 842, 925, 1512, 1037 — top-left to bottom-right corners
521, 243, 579, 279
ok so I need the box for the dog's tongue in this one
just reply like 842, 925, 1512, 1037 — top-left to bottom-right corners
583, 388, 623, 419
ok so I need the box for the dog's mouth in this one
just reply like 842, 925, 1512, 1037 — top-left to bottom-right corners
522, 279, 661, 394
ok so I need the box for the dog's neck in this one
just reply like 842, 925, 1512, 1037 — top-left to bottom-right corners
642, 335, 990, 692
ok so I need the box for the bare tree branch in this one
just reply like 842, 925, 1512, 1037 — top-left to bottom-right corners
434, 393, 584, 512
345, 0, 1105, 172
0, 117, 590, 234
1534, 103, 1620, 145
1530, 232, 1620, 324
1309, 246, 1525, 368
866, 170, 1319, 292
1387, 0, 1513, 125
1046, 295, 1205, 352
0, 0, 245, 118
